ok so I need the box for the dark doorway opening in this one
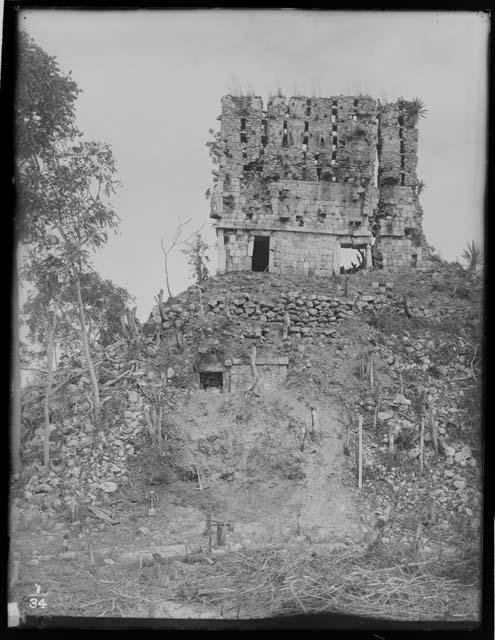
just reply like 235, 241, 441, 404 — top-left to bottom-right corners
252, 236, 270, 272
199, 371, 223, 390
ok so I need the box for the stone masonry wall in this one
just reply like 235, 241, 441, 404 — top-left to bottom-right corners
271, 231, 340, 277
209, 94, 428, 274
374, 100, 424, 269
220, 229, 375, 277
226, 358, 288, 392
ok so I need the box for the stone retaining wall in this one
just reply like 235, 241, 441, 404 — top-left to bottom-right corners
150, 280, 443, 344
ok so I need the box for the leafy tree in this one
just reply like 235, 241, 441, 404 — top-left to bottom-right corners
34, 136, 121, 429
20, 249, 70, 465
23, 269, 134, 358
426, 242, 442, 263
12, 31, 81, 472
181, 233, 210, 284
15, 30, 80, 241
22, 266, 133, 466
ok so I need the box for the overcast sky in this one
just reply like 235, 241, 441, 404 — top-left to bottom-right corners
19, 9, 489, 320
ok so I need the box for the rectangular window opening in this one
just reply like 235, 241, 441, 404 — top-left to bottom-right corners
223, 195, 235, 214
411, 254, 418, 268
240, 132, 247, 144
340, 244, 366, 273
261, 119, 268, 146
304, 121, 309, 132
199, 371, 224, 390
241, 117, 246, 131
251, 236, 270, 272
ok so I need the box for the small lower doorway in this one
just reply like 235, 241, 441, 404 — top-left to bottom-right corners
199, 371, 224, 390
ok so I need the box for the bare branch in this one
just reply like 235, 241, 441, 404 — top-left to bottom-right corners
160, 219, 205, 299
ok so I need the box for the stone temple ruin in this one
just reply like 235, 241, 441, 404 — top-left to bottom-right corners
209, 94, 427, 275
197, 347, 289, 393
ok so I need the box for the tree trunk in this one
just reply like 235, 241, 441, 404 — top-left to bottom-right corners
225, 289, 231, 319
11, 246, 22, 474
155, 289, 166, 322
310, 407, 319, 442
428, 404, 438, 455
282, 310, 291, 339
43, 292, 62, 467
75, 277, 101, 428
358, 414, 363, 489
197, 287, 206, 322
402, 294, 412, 318
164, 255, 173, 299
419, 416, 425, 475
344, 273, 351, 297
245, 346, 260, 397
388, 425, 395, 453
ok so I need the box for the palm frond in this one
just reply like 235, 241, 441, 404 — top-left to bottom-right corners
405, 98, 428, 127
461, 240, 483, 272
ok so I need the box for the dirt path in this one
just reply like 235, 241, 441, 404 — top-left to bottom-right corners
275, 391, 365, 542
146, 386, 368, 550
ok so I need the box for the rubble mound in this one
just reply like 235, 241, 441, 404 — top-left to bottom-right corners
14, 263, 482, 559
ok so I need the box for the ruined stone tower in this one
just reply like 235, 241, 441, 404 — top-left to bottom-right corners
209, 94, 426, 276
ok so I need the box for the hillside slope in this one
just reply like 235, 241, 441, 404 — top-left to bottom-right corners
11, 262, 484, 621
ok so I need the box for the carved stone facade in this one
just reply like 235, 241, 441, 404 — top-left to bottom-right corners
209, 94, 426, 275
